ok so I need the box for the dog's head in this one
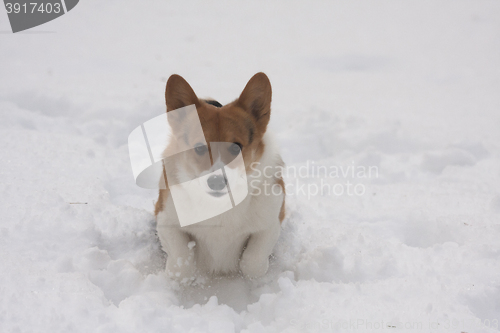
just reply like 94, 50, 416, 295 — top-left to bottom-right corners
163, 73, 272, 198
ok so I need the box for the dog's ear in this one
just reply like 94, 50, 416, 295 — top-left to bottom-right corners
236, 72, 272, 131
165, 75, 203, 142
165, 74, 200, 112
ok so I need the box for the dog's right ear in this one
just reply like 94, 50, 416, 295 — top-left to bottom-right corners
165, 74, 200, 112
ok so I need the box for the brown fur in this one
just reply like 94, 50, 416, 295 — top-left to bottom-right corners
154, 187, 169, 216
275, 155, 286, 223
275, 176, 286, 223
164, 73, 271, 172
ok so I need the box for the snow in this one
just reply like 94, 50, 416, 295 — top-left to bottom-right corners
1, 0, 500, 332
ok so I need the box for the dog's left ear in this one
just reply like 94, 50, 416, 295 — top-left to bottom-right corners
236, 72, 272, 132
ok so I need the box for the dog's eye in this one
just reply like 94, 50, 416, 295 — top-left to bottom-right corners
194, 143, 208, 155
228, 142, 242, 155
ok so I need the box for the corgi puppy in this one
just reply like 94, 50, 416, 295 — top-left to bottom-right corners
155, 73, 285, 280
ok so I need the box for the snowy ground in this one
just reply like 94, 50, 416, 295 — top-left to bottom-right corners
1, 1, 500, 332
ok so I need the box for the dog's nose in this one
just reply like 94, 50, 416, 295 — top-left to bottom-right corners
207, 174, 226, 191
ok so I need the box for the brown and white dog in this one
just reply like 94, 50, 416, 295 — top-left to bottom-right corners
155, 73, 285, 280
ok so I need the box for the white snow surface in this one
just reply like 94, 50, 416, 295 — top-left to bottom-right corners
1, 1, 500, 332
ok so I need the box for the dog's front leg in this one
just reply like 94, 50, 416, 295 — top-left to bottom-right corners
239, 222, 281, 278
159, 228, 196, 281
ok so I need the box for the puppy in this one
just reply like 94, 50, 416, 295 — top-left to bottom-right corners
155, 73, 285, 280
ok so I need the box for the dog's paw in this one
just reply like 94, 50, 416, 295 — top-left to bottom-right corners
239, 255, 269, 278
166, 255, 196, 282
